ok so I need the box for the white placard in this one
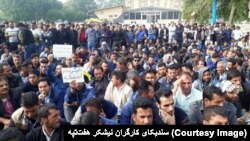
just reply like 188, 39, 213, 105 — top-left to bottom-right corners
61, 67, 84, 83
53, 44, 72, 58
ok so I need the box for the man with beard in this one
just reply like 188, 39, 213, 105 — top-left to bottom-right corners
90, 66, 109, 99
221, 81, 244, 124
25, 104, 64, 141
193, 67, 215, 92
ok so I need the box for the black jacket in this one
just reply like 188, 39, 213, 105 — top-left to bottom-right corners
25, 126, 64, 141
0, 90, 21, 129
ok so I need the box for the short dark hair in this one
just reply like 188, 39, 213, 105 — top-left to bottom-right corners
85, 98, 102, 110
167, 64, 177, 70
57, 63, 67, 68
0, 127, 25, 141
226, 68, 241, 80
38, 103, 58, 121
28, 70, 40, 76
0, 62, 10, 74
79, 111, 100, 125
203, 105, 228, 121
155, 87, 173, 104
157, 62, 167, 68
132, 97, 153, 114
144, 69, 157, 75
93, 66, 103, 72
0, 76, 8, 83
21, 61, 32, 68
138, 80, 152, 96
182, 63, 193, 71
38, 77, 51, 86
13, 54, 21, 59
236, 58, 243, 66
227, 58, 236, 66
40, 58, 48, 64
111, 70, 126, 83
31, 53, 39, 59
203, 86, 224, 100
21, 92, 39, 107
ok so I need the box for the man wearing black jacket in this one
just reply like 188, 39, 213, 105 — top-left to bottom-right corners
26, 104, 64, 141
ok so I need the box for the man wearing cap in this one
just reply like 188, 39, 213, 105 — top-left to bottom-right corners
221, 81, 244, 124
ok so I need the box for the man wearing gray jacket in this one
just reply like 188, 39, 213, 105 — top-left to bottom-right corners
188, 86, 237, 125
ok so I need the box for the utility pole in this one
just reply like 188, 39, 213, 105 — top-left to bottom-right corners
211, 0, 217, 25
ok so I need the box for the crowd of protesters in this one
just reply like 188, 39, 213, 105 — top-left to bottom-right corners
0, 20, 249, 140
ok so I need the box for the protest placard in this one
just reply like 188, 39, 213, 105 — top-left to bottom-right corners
61, 67, 84, 83
53, 44, 72, 58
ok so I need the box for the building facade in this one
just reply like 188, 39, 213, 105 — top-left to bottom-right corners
91, 0, 183, 24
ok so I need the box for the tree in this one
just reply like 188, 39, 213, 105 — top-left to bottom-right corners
0, 0, 62, 21
183, 0, 249, 24
63, 0, 97, 20
182, 0, 213, 23
218, 0, 249, 26
96, 0, 124, 8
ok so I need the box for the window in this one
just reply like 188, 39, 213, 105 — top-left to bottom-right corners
114, 15, 118, 17
174, 12, 179, 19
130, 12, 135, 19
124, 12, 129, 19
141, 12, 147, 19
161, 12, 167, 19
168, 12, 173, 19
136, 12, 141, 19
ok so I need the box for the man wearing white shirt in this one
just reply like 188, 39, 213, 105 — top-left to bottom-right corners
172, 72, 202, 114
232, 26, 242, 41
105, 70, 133, 118
5, 21, 19, 51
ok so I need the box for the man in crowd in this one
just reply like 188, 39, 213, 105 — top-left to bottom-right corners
10, 92, 40, 134
132, 97, 153, 125
25, 104, 64, 141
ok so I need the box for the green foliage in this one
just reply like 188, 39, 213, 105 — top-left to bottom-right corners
96, 0, 124, 8
0, 0, 96, 21
182, 0, 213, 23
183, 0, 249, 24
62, 0, 97, 21
218, 0, 249, 22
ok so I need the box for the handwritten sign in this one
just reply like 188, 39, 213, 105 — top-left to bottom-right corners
53, 44, 72, 58
61, 67, 84, 83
